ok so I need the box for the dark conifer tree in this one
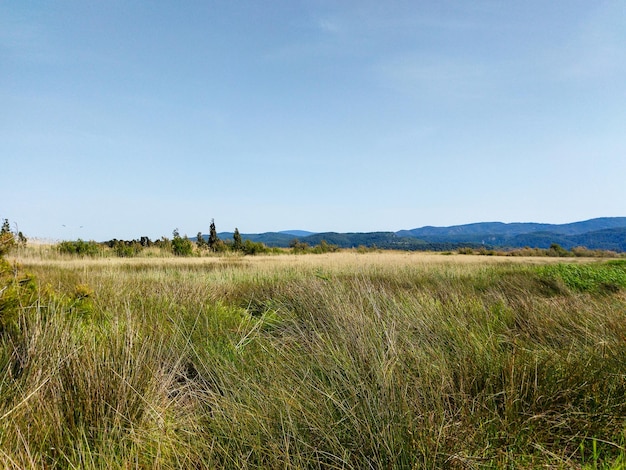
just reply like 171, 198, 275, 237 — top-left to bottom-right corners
0, 219, 15, 256
0, 219, 10, 235
208, 219, 219, 251
196, 231, 206, 249
233, 228, 243, 251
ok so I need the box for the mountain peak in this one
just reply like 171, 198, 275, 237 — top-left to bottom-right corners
278, 230, 316, 237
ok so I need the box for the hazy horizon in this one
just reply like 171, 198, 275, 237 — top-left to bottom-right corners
3, 1, 625, 241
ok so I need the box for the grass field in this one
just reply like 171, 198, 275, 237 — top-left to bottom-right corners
2, 249, 626, 468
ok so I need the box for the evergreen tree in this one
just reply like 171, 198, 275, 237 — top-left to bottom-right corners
1, 219, 10, 235
196, 231, 206, 249
233, 228, 243, 251
0, 219, 15, 256
208, 219, 219, 251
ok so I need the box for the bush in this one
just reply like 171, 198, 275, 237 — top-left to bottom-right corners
548, 243, 572, 257
571, 246, 618, 258
113, 240, 143, 257
311, 240, 339, 254
213, 239, 230, 253
290, 239, 310, 253
172, 230, 193, 257
242, 239, 269, 255
58, 239, 102, 257
155, 236, 172, 253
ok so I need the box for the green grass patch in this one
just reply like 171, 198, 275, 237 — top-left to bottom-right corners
539, 260, 626, 293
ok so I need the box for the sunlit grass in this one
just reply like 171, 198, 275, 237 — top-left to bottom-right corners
2, 250, 626, 468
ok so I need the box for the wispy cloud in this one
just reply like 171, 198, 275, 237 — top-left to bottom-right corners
557, 1, 626, 81
317, 18, 341, 34
376, 55, 492, 101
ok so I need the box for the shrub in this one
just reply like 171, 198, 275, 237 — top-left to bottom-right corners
155, 236, 172, 253
548, 243, 572, 257
171, 229, 193, 257
213, 239, 230, 253
290, 239, 310, 253
57, 239, 101, 257
571, 246, 618, 258
112, 240, 143, 257
311, 240, 339, 254
242, 239, 269, 255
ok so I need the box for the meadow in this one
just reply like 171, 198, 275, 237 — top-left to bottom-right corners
2, 248, 626, 468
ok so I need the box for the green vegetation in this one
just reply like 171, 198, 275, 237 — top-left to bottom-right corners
196, 231, 206, 250
208, 218, 219, 251
58, 239, 103, 257
290, 238, 339, 254
459, 243, 622, 258
0, 219, 16, 257
232, 227, 243, 251
108, 239, 144, 257
171, 229, 194, 257
1, 248, 626, 468
0, 257, 35, 333
400, 218, 626, 251
241, 238, 271, 255
539, 260, 626, 293
45, 218, 626, 259
99, 221, 276, 257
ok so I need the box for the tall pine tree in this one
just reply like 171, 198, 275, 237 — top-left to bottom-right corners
233, 228, 243, 251
0, 219, 15, 256
208, 219, 219, 251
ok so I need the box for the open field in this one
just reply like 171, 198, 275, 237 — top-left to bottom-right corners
2, 250, 626, 468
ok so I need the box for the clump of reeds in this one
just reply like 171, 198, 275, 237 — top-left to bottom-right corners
1, 253, 625, 468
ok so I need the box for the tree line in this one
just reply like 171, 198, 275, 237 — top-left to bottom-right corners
55, 219, 342, 258
7, 216, 618, 259
56, 219, 274, 257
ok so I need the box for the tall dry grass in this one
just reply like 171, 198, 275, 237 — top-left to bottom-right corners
1, 251, 626, 468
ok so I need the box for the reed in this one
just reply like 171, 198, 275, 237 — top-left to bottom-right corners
1, 251, 625, 468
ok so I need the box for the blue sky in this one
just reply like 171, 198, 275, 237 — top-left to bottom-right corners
2, 1, 625, 241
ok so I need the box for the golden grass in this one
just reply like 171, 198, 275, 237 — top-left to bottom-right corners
2, 249, 625, 468
12, 248, 595, 270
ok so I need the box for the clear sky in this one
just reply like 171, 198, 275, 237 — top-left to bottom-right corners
2, 1, 625, 241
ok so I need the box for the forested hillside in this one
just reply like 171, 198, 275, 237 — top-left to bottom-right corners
211, 218, 626, 252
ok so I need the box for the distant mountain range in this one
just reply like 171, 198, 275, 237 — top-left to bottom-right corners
278, 230, 316, 237
210, 217, 626, 252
